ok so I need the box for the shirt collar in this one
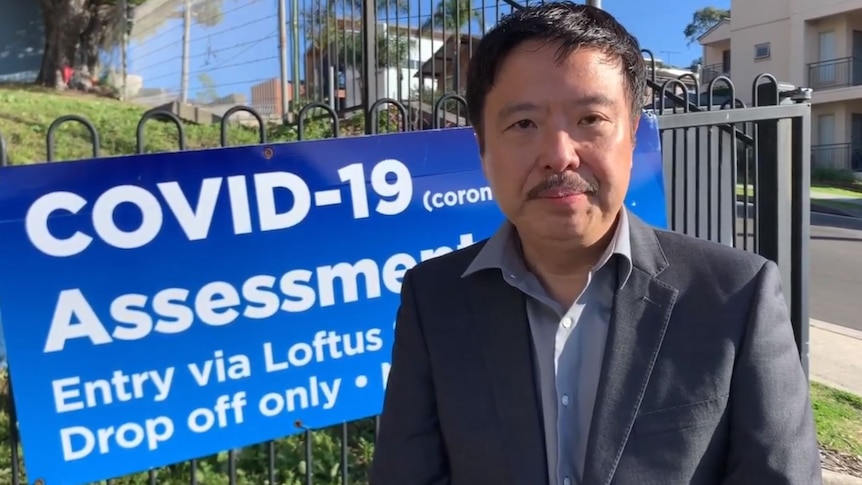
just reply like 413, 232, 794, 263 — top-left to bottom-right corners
462, 207, 634, 288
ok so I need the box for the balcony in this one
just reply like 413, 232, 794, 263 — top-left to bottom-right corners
808, 57, 862, 90
700, 63, 730, 86
812, 143, 862, 171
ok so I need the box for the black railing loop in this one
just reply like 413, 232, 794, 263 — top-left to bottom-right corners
46, 115, 100, 162
137, 110, 187, 153
432, 94, 469, 129
707, 75, 735, 110
220, 106, 266, 146
658, 78, 691, 114
752, 73, 780, 107
641, 48, 658, 84
298, 102, 340, 140
677, 72, 700, 99
641, 49, 659, 108
368, 98, 409, 134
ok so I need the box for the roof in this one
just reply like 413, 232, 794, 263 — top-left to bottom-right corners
697, 18, 731, 44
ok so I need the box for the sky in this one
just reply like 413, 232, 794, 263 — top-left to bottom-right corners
120, 0, 731, 103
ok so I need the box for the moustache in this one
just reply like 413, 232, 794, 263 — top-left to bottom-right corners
526, 173, 599, 200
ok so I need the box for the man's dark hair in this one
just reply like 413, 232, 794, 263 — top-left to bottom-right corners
465, 2, 647, 135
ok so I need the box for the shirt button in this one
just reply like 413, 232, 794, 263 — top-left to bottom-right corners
564, 477, 572, 485
561, 317, 573, 328
561, 394, 570, 406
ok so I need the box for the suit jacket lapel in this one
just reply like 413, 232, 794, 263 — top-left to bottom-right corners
582, 216, 680, 485
466, 269, 548, 485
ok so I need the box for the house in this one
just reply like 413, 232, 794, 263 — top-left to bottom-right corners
699, 0, 862, 173
303, 18, 447, 112
698, 18, 732, 87
249, 79, 305, 119
415, 33, 481, 94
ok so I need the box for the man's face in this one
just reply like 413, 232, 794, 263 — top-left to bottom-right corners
479, 41, 639, 246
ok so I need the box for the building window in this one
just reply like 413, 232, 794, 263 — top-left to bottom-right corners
755, 43, 770, 60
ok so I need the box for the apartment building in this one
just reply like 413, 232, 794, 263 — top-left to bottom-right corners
699, 0, 862, 173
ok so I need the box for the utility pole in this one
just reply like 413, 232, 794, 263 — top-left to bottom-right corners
362, 0, 378, 133
586, 0, 601, 8
180, 0, 192, 104
119, 0, 128, 101
291, 0, 301, 110
277, 0, 289, 120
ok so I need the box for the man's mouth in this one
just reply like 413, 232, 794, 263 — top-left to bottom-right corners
537, 188, 586, 198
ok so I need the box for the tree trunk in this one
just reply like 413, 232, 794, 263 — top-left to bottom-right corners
36, 0, 92, 88
80, 6, 104, 76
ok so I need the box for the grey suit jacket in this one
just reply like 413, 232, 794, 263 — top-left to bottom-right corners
369, 214, 822, 485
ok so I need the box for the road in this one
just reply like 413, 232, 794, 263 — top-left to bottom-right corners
809, 211, 862, 331
730, 206, 862, 331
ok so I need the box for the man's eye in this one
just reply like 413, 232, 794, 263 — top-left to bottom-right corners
511, 119, 535, 130
580, 115, 602, 125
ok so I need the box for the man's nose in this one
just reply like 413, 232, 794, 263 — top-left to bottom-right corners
540, 129, 580, 172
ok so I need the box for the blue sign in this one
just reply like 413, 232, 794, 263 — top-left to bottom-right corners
0, 115, 665, 485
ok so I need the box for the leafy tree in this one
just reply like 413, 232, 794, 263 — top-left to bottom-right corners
35, 0, 232, 89
422, 0, 486, 33
38, 0, 132, 87
195, 72, 219, 104
683, 6, 730, 46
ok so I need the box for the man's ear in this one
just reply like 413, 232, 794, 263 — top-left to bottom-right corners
473, 129, 486, 170
631, 110, 642, 145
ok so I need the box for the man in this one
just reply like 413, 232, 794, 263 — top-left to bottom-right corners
369, 3, 822, 485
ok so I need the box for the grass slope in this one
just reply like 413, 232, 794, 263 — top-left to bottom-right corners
813, 381, 862, 456
0, 85, 376, 165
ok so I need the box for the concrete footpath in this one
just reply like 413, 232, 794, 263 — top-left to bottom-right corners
810, 319, 862, 485
811, 319, 862, 397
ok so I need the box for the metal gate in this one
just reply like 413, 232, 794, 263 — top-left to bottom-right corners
0, 1, 811, 483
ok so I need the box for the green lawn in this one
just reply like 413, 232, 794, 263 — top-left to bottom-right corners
735, 182, 862, 216
811, 381, 862, 457
811, 186, 862, 199
735, 184, 862, 199
0, 86, 262, 164
0, 85, 379, 165
735, 184, 755, 197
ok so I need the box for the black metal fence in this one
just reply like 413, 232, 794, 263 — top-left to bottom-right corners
0, 70, 814, 485
0, 3, 812, 485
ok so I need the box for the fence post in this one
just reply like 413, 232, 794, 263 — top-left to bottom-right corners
791, 104, 812, 378
753, 78, 803, 370
278, 0, 290, 121
362, 0, 379, 134
180, 0, 192, 104
753, 78, 792, 280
